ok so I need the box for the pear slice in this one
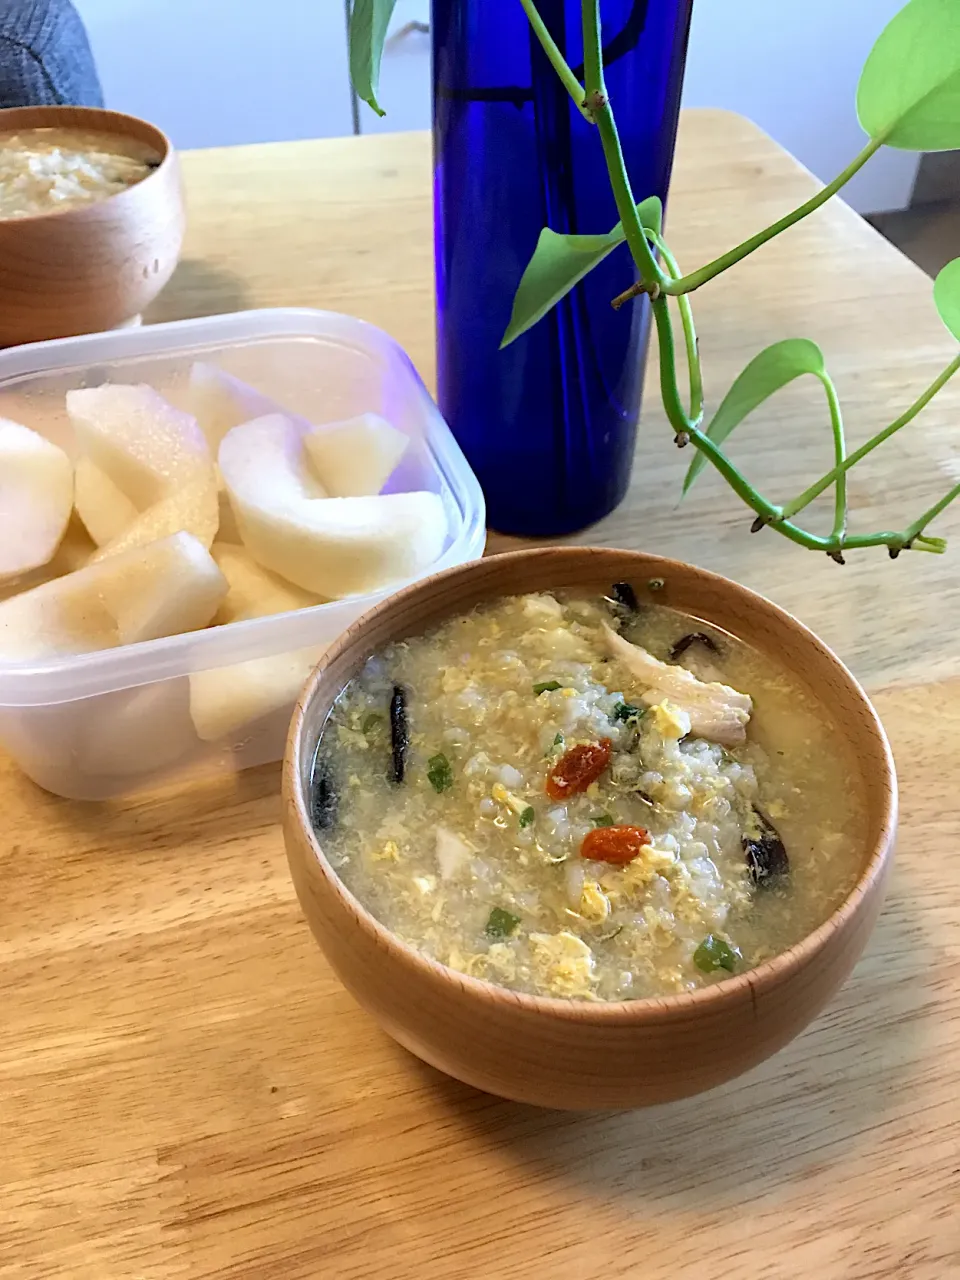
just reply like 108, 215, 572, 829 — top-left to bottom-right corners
67, 384, 219, 560
0, 418, 74, 582
0, 532, 227, 660
0, 514, 94, 603
209, 543, 321, 624
185, 361, 293, 452
189, 543, 323, 741
181, 363, 297, 541
90, 473, 220, 562
304, 412, 408, 497
189, 647, 322, 743
219, 414, 447, 598
74, 457, 138, 547
217, 488, 243, 545
66, 384, 212, 509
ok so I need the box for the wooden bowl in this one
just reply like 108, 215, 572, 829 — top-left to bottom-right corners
0, 106, 184, 346
282, 548, 896, 1109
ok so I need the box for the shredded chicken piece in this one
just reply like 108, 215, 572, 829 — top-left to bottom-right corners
601, 622, 752, 745
435, 826, 471, 880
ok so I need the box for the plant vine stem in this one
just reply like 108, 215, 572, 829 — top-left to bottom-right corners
661, 137, 883, 296
903, 481, 960, 542
780, 352, 960, 519
823, 372, 847, 540
684, 423, 953, 554
581, 0, 663, 288
649, 231, 703, 424
517, 0, 956, 560
518, 0, 593, 121
651, 295, 693, 434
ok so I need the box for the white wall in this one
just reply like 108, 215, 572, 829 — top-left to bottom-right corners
682, 0, 919, 212
360, 0, 919, 211
73, 0, 354, 148
73, 0, 919, 212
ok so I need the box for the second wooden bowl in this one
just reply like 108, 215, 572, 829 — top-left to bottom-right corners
0, 106, 184, 346
282, 548, 897, 1109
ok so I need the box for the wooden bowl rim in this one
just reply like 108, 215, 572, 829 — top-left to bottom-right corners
0, 105, 174, 226
284, 547, 897, 1026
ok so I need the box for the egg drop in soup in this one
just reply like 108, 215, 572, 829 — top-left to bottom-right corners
312, 588, 866, 1001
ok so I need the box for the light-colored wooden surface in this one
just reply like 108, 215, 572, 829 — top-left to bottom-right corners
4, 110, 959, 1277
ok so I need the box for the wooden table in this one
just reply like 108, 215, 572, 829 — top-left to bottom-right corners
4, 111, 959, 1279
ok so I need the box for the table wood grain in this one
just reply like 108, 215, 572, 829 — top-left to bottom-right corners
3, 110, 959, 1279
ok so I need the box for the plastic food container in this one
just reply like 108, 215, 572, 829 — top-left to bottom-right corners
0, 309, 486, 799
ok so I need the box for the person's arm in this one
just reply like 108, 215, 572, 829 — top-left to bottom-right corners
0, 0, 103, 109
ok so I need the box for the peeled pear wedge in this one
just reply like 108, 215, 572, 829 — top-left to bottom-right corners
0, 514, 95, 603
217, 488, 243, 545
90, 473, 220, 562
0, 418, 74, 582
190, 647, 322, 743
74, 457, 137, 547
66, 384, 212, 509
181, 363, 296, 541
187, 362, 408, 494
209, 543, 321, 624
219, 414, 447, 598
185, 361, 292, 452
67, 384, 219, 559
304, 412, 408, 497
189, 543, 323, 741
0, 532, 227, 661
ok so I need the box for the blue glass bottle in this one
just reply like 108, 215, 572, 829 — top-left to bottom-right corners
432, 0, 693, 536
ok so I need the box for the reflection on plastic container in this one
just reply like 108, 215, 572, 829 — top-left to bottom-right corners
0, 309, 486, 799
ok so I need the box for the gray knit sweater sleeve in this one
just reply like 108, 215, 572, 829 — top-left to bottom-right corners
0, 0, 104, 108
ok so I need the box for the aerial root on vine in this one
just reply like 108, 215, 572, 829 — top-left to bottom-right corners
611, 279, 659, 310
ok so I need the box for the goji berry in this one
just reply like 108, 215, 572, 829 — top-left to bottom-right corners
545, 739, 612, 800
580, 825, 651, 866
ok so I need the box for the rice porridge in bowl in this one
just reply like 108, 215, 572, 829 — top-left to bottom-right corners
311, 584, 867, 1003
0, 127, 160, 220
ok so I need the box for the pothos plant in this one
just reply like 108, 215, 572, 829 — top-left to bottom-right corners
350, 0, 960, 561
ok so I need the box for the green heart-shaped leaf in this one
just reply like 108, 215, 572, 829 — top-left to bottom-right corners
349, 0, 399, 117
934, 257, 960, 340
857, 0, 960, 150
684, 339, 827, 493
501, 228, 623, 348
501, 196, 662, 349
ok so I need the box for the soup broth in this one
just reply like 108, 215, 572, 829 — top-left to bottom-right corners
0, 127, 159, 220
313, 591, 866, 1001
